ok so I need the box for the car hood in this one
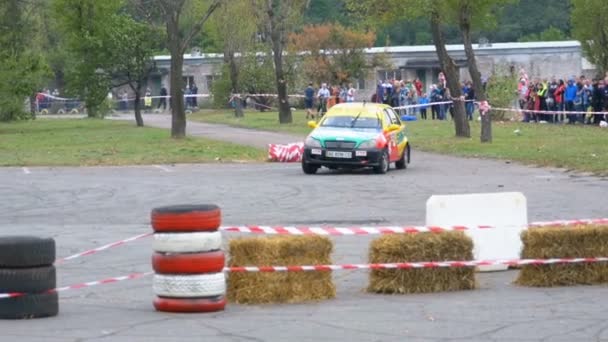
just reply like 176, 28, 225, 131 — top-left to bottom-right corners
309, 127, 381, 146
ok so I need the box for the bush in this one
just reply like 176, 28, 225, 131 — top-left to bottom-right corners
486, 73, 518, 121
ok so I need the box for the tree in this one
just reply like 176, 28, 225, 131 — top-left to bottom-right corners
54, 0, 123, 118
450, 0, 516, 142
288, 24, 380, 86
150, 0, 221, 138
0, 0, 50, 121
208, 0, 257, 117
107, 14, 162, 127
346, 0, 470, 137
519, 26, 569, 42
253, 0, 309, 124
572, 0, 608, 75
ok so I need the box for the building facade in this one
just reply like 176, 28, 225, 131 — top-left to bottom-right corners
146, 41, 588, 103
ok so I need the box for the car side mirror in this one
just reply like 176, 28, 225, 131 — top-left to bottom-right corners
307, 121, 318, 129
388, 124, 401, 132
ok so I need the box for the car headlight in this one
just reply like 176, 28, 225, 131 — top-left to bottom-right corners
305, 136, 322, 148
358, 139, 376, 149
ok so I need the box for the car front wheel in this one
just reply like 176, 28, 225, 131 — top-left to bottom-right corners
373, 150, 389, 174
301, 158, 319, 175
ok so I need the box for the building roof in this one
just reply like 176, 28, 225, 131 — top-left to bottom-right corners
153, 40, 582, 63
364, 40, 581, 54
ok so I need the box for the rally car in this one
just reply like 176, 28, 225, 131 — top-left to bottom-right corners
302, 102, 410, 174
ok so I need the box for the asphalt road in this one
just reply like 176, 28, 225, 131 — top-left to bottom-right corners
1, 115, 608, 341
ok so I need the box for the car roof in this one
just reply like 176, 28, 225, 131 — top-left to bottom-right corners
325, 102, 390, 117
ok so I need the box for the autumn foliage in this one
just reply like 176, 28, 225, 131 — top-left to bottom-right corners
288, 24, 382, 85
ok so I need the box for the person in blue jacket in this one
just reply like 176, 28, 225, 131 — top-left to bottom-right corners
564, 78, 578, 124
418, 93, 429, 119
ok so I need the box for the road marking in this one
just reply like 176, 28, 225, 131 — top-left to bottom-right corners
22, 167, 31, 174
153, 165, 173, 173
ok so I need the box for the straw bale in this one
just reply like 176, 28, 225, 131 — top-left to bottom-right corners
227, 235, 335, 304
367, 232, 475, 294
516, 224, 608, 287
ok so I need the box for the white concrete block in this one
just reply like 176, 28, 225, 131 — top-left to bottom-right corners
426, 192, 527, 272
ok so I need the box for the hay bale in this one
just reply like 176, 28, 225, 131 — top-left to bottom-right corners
516, 225, 608, 287
227, 236, 335, 304
368, 232, 475, 294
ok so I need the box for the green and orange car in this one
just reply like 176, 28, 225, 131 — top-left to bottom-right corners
302, 102, 411, 174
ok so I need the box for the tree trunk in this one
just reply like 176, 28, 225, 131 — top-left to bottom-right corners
459, 2, 491, 143
267, 6, 292, 124
167, 24, 186, 138
133, 85, 144, 127
430, 9, 470, 138
226, 50, 243, 117
272, 44, 292, 123
29, 95, 37, 120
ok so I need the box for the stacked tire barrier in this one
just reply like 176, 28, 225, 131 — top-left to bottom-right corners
0, 236, 58, 319
151, 205, 227, 313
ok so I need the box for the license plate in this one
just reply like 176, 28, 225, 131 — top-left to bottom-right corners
326, 150, 352, 159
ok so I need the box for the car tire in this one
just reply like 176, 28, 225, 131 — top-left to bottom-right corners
373, 149, 389, 174
301, 158, 318, 175
151, 204, 221, 232
152, 231, 222, 254
395, 146, 407, 170
0, 292, 59, 319
0, 266, 56, 293
0, 236, 55, 268
153, 295, 226, 313
153, 273, 226, 298
152, 251, 225, 274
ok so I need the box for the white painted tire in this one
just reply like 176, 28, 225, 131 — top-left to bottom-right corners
153, 231, 222, 253
153, 273, 226, 298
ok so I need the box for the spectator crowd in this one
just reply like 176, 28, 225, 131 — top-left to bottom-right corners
518, 69, 608, 125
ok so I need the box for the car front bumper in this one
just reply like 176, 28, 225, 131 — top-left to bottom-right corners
303, 147, 383, 168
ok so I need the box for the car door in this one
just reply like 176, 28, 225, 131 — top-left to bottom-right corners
382, 109, 400, 161
386, 108, 407, 160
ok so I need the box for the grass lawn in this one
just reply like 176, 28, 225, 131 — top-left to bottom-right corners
191, 109, 608, 175
0, 118, 266, 166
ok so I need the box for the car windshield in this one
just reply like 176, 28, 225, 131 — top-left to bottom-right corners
320, 115, 381, 129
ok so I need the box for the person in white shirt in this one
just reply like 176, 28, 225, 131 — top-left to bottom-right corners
347, 83, 355, 102
317, 83, 330, 116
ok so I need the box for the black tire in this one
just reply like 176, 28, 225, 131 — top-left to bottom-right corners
395, 146, 407, 170
373, 150, 390, 174
0, 266, 56, 293
0, 237, 55, 268
407, 143, 411, 164
0, 292, 59, 319
301, 158, 319, 175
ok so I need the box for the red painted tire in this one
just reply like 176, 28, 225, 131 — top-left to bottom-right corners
153, 296, 226, 313
152, 251, 225, 274
151, 204, 221, 232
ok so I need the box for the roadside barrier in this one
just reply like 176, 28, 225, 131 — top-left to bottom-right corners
227, 235, 335, 304
0, 236, 58, 319
3, 196, 608, 312
150, 205, 227, 313
517, 224, 608, 286
367, 232, 475, 294
268, 142, 304, 162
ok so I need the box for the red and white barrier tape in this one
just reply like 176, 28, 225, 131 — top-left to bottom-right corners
0, 271, 153, 299
219, 218, 608, 235
54, 233, 153, 265
491, 106, 608, 116
226, 257, 608, 273
44, 218, 608, 267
